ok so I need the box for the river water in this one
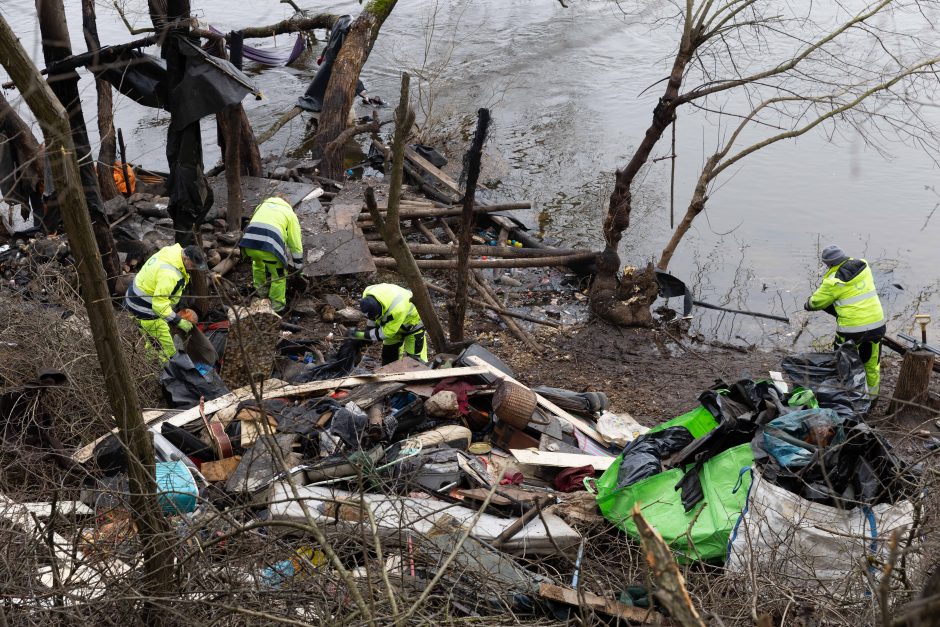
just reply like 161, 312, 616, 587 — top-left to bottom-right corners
4, 0, 940, 351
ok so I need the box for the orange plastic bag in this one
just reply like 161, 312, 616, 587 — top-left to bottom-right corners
112, 162, 136, 194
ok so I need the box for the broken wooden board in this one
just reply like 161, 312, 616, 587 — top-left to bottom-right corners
72, 379, 290, 464
201, 456, 242, 482
374, 356, 430, 375
538, 583, 663, 624
463, 356, 607, 445
302, 229, 375, 277
268, 483, 581, 556
510, 449, 615, 471
404, 145, 462, 196
208, 176, 317, 217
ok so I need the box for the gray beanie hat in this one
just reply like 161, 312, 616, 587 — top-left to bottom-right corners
821, 245, 848, 267
182, 245, 209, 271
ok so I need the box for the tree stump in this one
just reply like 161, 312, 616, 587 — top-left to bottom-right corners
888, 350, 936, 419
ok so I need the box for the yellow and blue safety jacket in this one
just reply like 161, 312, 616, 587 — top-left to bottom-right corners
362, 283, 424, 342
806, 258, 884, 334
239, 197, 304, 268
124, 243, 190, 324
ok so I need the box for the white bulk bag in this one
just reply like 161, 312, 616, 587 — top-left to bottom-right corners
727, 468, 915, 596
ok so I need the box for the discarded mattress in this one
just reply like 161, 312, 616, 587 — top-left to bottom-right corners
267, 483, 581, 556
727, 468, 916, 595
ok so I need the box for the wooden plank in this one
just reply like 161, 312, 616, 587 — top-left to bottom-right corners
19, 501, 94, 517
462, 356, 607, 445
510, 449, 615, 471
538, 583, 662, 624
404, 146, 462, 195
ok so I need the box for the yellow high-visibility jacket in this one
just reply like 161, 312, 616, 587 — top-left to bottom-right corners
239, 197, 304, 268
362, 283, 424, 343
807, 258, 884, 334
124, 243, 190, 324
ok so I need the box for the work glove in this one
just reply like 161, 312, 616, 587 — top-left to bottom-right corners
803, 300, 812, 311
177, 319, 194, 334
346, 329, 367, 340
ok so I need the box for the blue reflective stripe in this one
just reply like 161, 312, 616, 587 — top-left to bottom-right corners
240, 223, 290, 267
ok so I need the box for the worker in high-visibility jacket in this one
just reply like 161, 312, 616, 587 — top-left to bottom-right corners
238, 195, 303, 313
124, 243, 208, 362
805, 245, 886, 395
349, 283, 428, 365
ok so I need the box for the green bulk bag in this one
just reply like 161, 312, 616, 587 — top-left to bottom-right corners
594, 405, 754, 563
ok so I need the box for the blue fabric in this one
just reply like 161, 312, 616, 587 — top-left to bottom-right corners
763, 408, 846, 468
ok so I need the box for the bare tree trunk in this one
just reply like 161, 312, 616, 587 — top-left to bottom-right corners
223, 107, 243, 229
36, 0, 122, 295
449, 108, 489, 342
0, 14, 173, 624
590, 29, 693, 325
310, 0, 398, 179
365, 72, 448, 354
81, 0, 120, 201
0, 92, 43, 218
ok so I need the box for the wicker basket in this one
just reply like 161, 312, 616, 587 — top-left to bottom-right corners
492, 380, 538, 429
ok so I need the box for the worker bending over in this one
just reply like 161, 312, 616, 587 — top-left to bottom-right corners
350, 283, 428, 365
239, 195, 304, 313
804, 245, 886, 395
124, 243, 207, 362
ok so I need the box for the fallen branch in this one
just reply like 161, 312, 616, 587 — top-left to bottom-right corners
257, 106, 303, 145
192, 13, 338, 40
425, 282, 561, 328
632, 505, 705, 627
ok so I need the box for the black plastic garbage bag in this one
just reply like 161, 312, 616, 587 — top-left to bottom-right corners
616, 426, 694, 489
160, 352, 229, 409
781, 346, 870, 418
274, 338, 364, 384
329, 402, 368, 450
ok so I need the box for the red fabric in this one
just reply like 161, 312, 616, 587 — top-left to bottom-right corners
431, 378, 477, 415
552, 465, 595, 492
500, 471, 524, 486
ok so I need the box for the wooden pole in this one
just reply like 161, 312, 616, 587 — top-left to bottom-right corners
888, 350, 936, 419
0, 13, 173, 619
416, 219, 541, 352
367, 241, 589, 258
364, 72, 448, 354
372, 252, 597, 269
451, 108, 490, 342
357, 202, 529, 223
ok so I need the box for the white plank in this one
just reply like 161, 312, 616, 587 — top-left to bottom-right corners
510, 448, 615, 471
462, 356, 608, 445
19, 501, 93, 517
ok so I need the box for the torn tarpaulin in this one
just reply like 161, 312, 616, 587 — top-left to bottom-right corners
97, 37, 259, 125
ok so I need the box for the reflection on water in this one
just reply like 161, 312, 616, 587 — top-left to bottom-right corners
3, 0, 940, 348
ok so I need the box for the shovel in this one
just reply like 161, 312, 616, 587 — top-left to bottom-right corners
185, 325, 219, 366
655, 269, 790, 323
